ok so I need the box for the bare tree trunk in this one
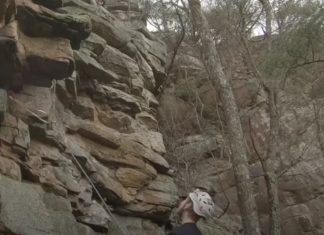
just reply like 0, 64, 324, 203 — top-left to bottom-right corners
187, 1, 261, 235
313, 101, 324, 158
259, 0, 272, 50
264, 88, 281, 235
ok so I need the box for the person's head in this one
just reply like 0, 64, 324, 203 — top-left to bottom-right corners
176, 189, 215, 224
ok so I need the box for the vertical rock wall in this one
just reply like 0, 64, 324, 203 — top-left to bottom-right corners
159, 40, 324, 235
0, 0, 177, 235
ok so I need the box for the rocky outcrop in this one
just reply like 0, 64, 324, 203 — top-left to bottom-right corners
159, 39, 324, 234
0, 0, 176, 235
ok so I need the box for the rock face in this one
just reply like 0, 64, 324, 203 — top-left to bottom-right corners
0, 1, 176, 235
158, 39, 324, 234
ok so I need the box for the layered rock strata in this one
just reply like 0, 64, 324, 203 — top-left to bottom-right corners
0, 0, 177, 234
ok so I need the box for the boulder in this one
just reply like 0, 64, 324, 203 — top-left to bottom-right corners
16, 0, 91, 49
0, 175, 101, 235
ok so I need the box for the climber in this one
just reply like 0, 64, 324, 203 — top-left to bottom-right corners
168, 189, 216, 235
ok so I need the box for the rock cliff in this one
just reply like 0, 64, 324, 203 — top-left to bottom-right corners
0, 0, 177, 234
159, 38, 324, 235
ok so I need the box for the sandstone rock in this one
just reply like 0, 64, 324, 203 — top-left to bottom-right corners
0, 156, 22, 181
39, 165, 68, 196
105, 0, 140, 12
142, 88, 159, 108
117, 202, 171, 221
136, 189, 177, 208
29, 123, 66, 151
77, 201, 111, 233
98, 109, 138, 133
0, 22, 24, 89
131, 31, 166, 65
120, 136, 169, 173
98, 45, 141, 84
130, 30, 166, 87
137, 53, 156, 91
32, 0, 63, 9
17, 0, 91, 49
90, 160, 134, 204
0, 113, 30, 152
62, 0, 130, 48
70, 96, 95, 120
231, 77, 259, 107
115, 167, 153, 188
123, 131, 166, 154
0, 175, 101, 235
90, 148, 157, 177
0, 0, 16, 28
65, 73, 78, 98
136, 112, 158, 130
0, 89, 7, 122
131, 76, 144, 96
56, 79, 74, 108
20, 33, 74, 79
92, 84, 141, 115
74, 49, 120, 84
52, 165, 82, 194
117, 175, 178, 220
113, 215, 166, 235
9, 85, 53, 122
81, 32, 106, 56
29, 140, 65, 165
71, 122, 121, 149
175, 134, 223, 161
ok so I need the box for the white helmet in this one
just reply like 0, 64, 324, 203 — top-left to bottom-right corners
189, 189, 215, 219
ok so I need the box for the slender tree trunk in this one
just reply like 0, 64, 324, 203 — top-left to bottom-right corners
264, 88, 281, 235
259, 0, 272, 50
187, 1, 261, 235
236, 1, 280, 233
314, 101, 324, 158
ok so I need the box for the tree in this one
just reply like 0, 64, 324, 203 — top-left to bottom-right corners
187, 1, 261, 234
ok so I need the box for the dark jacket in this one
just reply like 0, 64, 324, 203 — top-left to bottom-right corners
168, 223, 203, 235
